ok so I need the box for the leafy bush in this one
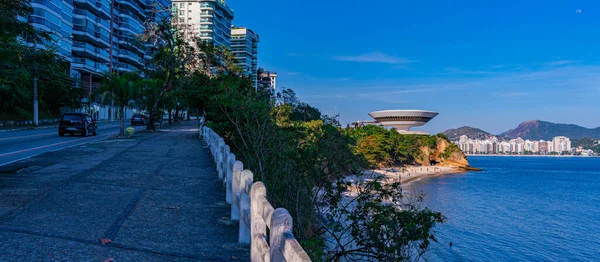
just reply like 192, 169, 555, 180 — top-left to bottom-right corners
345, 126, 450, 168
191, 74, 445, 260
324, 176, 445, 261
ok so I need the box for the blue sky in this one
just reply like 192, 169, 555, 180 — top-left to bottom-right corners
228, 0, 600, 134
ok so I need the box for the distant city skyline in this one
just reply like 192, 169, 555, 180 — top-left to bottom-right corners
454, 135, 591, 155
228, 0, 600, 134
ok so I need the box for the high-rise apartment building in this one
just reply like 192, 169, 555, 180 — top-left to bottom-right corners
231, 27, 258, 88
71, 0, 112, 94
28, 0, 74, 61
28, 0, 171, 99
257, 68, 277, 94
552, 136, 571, 153
171, 0, 234, 48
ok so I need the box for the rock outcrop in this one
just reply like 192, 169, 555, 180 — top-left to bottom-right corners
415, 136, 477, 170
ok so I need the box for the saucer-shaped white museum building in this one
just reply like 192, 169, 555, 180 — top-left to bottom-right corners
368, 110, 439, 135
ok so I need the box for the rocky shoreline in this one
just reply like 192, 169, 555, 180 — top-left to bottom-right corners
361, 165, 467, 186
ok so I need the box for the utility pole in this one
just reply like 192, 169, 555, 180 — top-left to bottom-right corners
33, 75, 38, 126
109, 0, 115, 121
33, 40, 39, 126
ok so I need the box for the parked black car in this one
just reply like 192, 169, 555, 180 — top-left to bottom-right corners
130, 114, 147, 126
58, 113, 97, 137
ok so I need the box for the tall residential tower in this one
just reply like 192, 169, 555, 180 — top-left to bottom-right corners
28, 0, 172, 99
171, 0, 234, 48
231, 27, 259, 89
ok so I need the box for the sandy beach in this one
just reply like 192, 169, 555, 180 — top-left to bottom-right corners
360, 165, 465, 186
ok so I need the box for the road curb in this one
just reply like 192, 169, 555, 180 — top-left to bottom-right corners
0, 121, 120, 133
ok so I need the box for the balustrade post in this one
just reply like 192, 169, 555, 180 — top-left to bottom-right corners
270, 208, 293, 261
240, 192, 251, 244
226, 153, 235, 203
239, 170, 253, 243
231, 161, 244, 220
222, 145, 230, 183
251, 182, 268, 260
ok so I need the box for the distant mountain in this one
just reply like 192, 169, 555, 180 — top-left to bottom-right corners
443, 126, 493, 141
499, 120, 600, 140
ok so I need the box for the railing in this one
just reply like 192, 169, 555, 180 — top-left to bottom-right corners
201, 125, 311, 262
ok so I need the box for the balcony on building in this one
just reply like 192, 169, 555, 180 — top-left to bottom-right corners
72, 57, 109, 75
116, 8, 144, 22
72, 24, 110, 48
72, 41, 110, 62
116, 48, 143, 67
113, 62, 137, 73
73, 0, 110, 19
117, 34, 145, 55
115, 0, 145, 16
73, 9, 110, 31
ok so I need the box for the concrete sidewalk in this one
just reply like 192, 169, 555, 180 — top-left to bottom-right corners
0, 121, 248, 261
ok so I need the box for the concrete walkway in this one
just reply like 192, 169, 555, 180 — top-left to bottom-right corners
0, 121, 248, 261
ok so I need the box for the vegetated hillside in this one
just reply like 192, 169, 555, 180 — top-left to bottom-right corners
499, 120, 600, 140
346, 125, 471, 169
572, 138, 600, 152
443, 126, 492, 141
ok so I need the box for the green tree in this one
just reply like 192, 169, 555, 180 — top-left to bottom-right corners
192, 74, 444, 260
96, 72, 138, 136
324, 176, 444, 261
1, 0, 80, 121
141, 18, 195, 130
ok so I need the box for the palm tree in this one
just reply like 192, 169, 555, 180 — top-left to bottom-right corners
96, 72, 137, 137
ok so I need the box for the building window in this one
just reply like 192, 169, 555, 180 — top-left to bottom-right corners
179, 3, 184, 8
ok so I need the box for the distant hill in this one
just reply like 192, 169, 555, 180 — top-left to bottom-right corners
499, 120, 600, 140
443, 126, 493, 141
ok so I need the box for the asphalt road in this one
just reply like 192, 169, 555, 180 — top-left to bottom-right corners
0, 122, 146, 167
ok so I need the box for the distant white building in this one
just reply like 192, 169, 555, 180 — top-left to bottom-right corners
552, 136, 572, 153
453, 135, 577, 155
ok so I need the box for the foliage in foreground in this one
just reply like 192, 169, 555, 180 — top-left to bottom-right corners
323, 176, 444, 261
1, 0, 82, 120
193, 74, 444, 260
345, 125, 462, 168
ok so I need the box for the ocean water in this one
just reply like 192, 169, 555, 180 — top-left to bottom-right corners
407, 156, 600, 261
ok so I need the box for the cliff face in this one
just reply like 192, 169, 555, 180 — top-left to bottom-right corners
416, 136, 470, 168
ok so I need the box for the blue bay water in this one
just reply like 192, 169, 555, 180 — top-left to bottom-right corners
407, 156, 600, 261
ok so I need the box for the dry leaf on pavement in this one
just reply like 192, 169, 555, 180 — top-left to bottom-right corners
100, 238, 112, 245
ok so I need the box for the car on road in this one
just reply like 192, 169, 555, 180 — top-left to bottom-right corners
131, 114, 148, 126
58, 113, 97, 137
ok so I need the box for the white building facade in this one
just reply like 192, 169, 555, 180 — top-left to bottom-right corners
455, 135, 574, 155
172, 0, 234, 48
553, 136, 572, 153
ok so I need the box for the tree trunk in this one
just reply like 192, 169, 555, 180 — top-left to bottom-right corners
174, 107, 179, 122
168, 110, 172, 124
119, 105, 125, 136
147, 77, 171, 130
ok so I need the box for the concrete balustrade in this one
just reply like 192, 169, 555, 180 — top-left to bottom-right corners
201, 125, 311, 262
